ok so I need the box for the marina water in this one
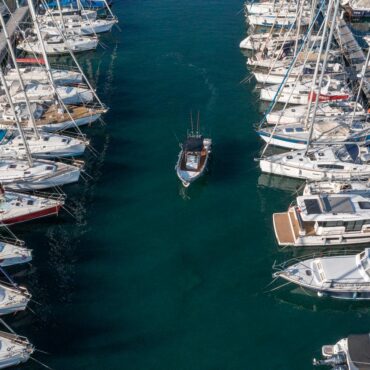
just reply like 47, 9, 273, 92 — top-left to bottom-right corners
10, 0, 370, 368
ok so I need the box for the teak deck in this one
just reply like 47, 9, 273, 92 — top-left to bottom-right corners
273, 209, 315, 246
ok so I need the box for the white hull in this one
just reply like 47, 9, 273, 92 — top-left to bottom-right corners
260, 159, 370, 181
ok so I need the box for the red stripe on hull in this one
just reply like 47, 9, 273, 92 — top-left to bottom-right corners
309, 92, 350, 102
1, 205, 62, 226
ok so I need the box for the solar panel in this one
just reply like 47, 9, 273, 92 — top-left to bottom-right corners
323, 196, 354, 213
304, 199, 322, 215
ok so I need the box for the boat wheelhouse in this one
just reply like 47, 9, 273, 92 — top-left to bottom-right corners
273, 193, 370, 246
176, 135, 212, 187
274, 248, 370, 299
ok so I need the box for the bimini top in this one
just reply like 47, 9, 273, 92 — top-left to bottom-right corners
296, 193, 370, 222
184, 137, 203, 152
348, 334, 370, 370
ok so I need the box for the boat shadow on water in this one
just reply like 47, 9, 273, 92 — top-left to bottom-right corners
271, 284, 370, 314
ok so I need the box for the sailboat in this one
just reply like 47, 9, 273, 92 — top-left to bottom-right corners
175, 114, 212, 187
0, 240, 32, 267
0, 283, 30, 315
0, 331, 34, 368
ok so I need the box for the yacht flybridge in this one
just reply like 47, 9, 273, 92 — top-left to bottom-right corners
273, 192, 370, 246
313, 334, 370, 369
274, 249, 370, 299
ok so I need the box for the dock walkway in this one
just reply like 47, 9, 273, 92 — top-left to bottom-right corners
0, 5, 29, 63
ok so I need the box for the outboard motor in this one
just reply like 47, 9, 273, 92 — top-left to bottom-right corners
313, 353, 347, 367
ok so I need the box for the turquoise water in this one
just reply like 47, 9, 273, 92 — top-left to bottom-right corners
9, 1, 370, 369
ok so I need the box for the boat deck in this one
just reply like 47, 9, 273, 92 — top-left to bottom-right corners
273, 209, 315, 246
180, 149, 207, 172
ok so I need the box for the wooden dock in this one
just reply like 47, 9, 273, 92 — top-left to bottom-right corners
333, 17, 370, 100
0, 5, 29, 63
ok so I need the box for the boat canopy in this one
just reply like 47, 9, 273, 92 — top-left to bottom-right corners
184, 137, 203, 151
348, 334, 370, 370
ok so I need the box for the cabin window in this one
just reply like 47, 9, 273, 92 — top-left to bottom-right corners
345, 220, 364, 232
46, 166, 54, 171
295, 128, 304, 132
286, 155, 293, 160
43, 137, 50, 141
318, 153, 325, 157
360, 251, 366, 259
323, 221, 343, 227
27, 200, 34, 205
285, 128, 294, 133
9, 164, 16, 169
359, 202, 370, 209
317, 164, 344, 170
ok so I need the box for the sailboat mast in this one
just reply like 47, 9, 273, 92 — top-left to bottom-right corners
0, 71, 33, 166
0, 11, 40, 139
55, 0, 66, 32
293, 0, 302, 57
350, 45, 370, 126
303, 0, 334, 129
305, 0, 340, 153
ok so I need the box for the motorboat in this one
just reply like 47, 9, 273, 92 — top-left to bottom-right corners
176, 131, 212, 187
260, 144, 370, 181
313, 333, 370, 369
273, 192, 370, 246
274, 249, 370, 299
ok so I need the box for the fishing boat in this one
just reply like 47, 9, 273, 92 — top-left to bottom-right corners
5, 66, 83, 85
259, 144, 370, 181
17, 34, 99, 55
266, 101, 366, 125
0, 331, 34, 368
274, 249, 370, 299
175, 117, 212, 187
313, 333, 370, 369
273, 192, 370, 246
0, 240, 32, 267
0, 283, 30, 315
